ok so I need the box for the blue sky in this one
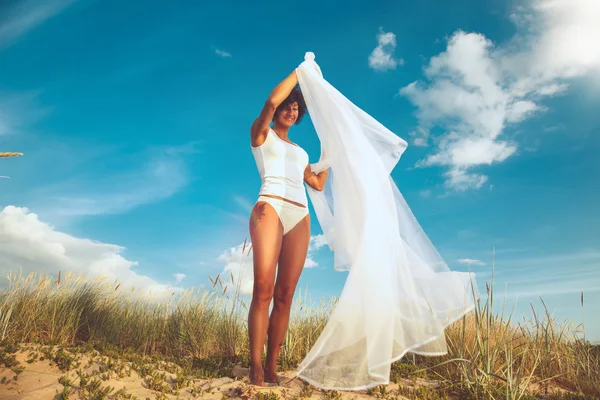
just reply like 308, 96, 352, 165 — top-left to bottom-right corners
1, 0, 599, 340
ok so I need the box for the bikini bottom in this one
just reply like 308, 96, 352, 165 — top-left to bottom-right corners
257, 195, 309, 235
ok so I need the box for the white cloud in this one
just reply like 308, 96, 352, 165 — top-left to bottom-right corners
457, 258, 486, 266
0, 206, 178, 296
443, 169, 488, 191
217, 242, 254, 296
369, 27, 403, 71
413, 138, 427, 147
401, 0, 600, 191
408, 127, 430, 147
309, 234, 328, 251
505, 100, 542, 123
0, 0, 78, 50
303, 256, 318, 269
173, 273, 186, 283
217, 235, 326, 296
31, 143, 198, 222
536, 83, 569, 96
215, 48, 232, 58
419, 136, 517, 169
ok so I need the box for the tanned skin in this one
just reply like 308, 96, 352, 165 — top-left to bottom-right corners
248, 70, 328, 385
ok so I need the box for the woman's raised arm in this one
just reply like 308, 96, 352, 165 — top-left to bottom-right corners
250, 70, 298, 145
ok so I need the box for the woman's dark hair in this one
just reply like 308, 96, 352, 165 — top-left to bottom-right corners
273, 85, 307, 125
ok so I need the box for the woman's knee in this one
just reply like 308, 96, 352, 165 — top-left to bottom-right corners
252, 279, 274, 305
273, 285, 295, 308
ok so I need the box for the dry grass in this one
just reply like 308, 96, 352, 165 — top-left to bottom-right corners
0, 152, 23, 158
0, 268, 598, 399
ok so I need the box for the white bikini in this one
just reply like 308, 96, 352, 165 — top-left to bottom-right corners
251, 128, 310, 235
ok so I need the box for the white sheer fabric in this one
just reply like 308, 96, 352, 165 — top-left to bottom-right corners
295, 52, 478, 391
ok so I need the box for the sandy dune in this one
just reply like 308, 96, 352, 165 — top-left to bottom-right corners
0, 346, 425, 399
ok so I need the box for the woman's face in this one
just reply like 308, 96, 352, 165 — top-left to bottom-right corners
275, 102, 299, 128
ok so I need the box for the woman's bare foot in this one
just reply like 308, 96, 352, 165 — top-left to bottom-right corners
249, 365, 265, 386
264, 369, 281, 385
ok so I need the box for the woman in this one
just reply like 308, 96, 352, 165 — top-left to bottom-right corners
248, 69, 329, 386
245, 53, 476, 391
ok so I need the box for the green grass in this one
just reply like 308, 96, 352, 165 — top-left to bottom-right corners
0, 268, 598, 400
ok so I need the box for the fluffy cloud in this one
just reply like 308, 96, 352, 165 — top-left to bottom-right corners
408, 127, 430, 147
217, 235, 327, 296
402, 0, 600, 191
309, 234, 328, 251
216, 243, 254, 296
0, 206, 178, 296
369, 28, 403, 71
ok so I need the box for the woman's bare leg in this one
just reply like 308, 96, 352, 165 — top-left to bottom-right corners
264, 214, 310, 383
248, 201, 283, 386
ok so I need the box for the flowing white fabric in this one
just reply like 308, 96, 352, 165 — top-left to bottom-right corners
295, 52, 478, 391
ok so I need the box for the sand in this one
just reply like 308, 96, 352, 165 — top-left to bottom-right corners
0, 345, 426, 399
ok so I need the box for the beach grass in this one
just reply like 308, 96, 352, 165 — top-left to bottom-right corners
0, 269, 598, 399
